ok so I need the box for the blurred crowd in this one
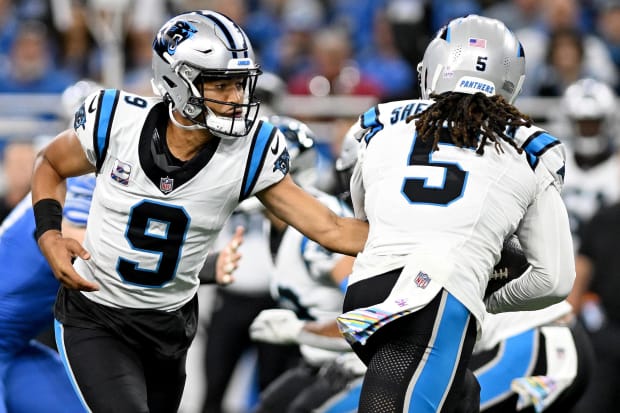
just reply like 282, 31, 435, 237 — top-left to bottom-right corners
2, 0, 620, 412
3, 0, 620, 100
2, 0, 620, 211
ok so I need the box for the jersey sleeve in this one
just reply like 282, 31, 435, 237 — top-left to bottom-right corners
72, 89, 121, 172
240, 121, 289, 201
485, 185, 575, 313
513, 125, 566, 192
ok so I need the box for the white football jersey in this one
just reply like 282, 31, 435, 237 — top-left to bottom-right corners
271, 187, 352, 322
349, 99, 574, 323
71, 89, 289, 311
561, 150, 620, 250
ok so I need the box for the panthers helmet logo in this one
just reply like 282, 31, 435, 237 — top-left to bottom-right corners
273, 148, 290, 175
73, 103, 86, 130
153, 21, 197, 58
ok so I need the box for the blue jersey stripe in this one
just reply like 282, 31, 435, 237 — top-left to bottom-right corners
477, 329, 536, 408
409, 293, 470, 412
240, 122, 275, 200
361, 106, 383, 144
522, 132, 559, 157
54, 320, 93, 412
94, 89, 119, 171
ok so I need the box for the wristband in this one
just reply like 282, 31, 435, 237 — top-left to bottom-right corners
33, 198, 63, 241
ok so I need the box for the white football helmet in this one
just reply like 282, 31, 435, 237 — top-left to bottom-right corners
418, 14, 526, 104
562, 78, 617, 158
152, 10, 261, 138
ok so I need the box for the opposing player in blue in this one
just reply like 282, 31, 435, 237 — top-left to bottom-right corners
0, 175, 95, 413
30, 10, 367, 413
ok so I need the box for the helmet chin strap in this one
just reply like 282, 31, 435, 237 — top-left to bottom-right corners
168, 105, 206, 131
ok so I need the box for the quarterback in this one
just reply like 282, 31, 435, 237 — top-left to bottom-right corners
30, 10, 367, 413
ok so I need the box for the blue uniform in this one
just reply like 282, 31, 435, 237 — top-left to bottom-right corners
0, 176, 94, 413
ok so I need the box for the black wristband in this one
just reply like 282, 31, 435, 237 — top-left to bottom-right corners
33, 198, 63, 241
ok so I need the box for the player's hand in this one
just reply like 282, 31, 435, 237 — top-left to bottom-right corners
215, 226, 244, 285
249, 309, 304, 345
37, 230, 99, 291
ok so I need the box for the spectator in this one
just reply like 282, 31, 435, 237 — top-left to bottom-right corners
0, 0, 19, 74
483, 0, 542, 31
430, 0, 481, 33
517, 0, 617, 96
258, 0, 325, 82
528, 28, 591, 97
596, 1, 620, 93
0, 141, 36, 222
0, 20, 75, 94
357, 10, 416, 101
327, 0, 387, 53
287, 27, 383, 98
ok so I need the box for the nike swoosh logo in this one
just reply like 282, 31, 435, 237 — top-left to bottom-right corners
88, 96, 97, 113
270, 136, 280, 155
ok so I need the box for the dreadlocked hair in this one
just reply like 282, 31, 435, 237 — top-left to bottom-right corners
406, 92, 532, 155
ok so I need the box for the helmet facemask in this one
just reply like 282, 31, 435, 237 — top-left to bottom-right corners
183, 68, 261, 138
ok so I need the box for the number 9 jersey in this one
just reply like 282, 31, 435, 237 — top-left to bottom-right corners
71, 89, 289, 311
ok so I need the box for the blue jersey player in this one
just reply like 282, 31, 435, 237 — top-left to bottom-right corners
0, 174, 95, 413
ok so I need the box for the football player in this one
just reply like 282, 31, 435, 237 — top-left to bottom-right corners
0, 175, 94, 413
336, 15, 575, 413
249, 115, 356, 413
558, 78, 620, 252
254, 117, 592, 413
30, 10, 367, 412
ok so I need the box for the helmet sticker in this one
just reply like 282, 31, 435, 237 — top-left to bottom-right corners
153, 21, 197, 57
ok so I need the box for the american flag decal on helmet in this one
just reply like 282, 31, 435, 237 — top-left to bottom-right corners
468, 38, 487, 48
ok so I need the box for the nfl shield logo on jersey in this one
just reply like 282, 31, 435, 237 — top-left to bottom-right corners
160, 177, 174, 194
414, 271, 431, 289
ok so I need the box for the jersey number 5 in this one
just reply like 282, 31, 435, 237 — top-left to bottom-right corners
401, 133, 468, 205
117, 200, 190, 286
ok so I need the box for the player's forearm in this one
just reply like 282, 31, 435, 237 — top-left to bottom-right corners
485, 267, 569, 313
31, 154, 67, 204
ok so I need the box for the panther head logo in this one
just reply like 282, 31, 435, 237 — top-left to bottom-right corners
153, 21, 198, 57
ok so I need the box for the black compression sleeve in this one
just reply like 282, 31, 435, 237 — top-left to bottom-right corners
33, 198, 62, 241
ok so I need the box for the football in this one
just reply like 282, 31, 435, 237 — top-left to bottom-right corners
485, 235, 531, 299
